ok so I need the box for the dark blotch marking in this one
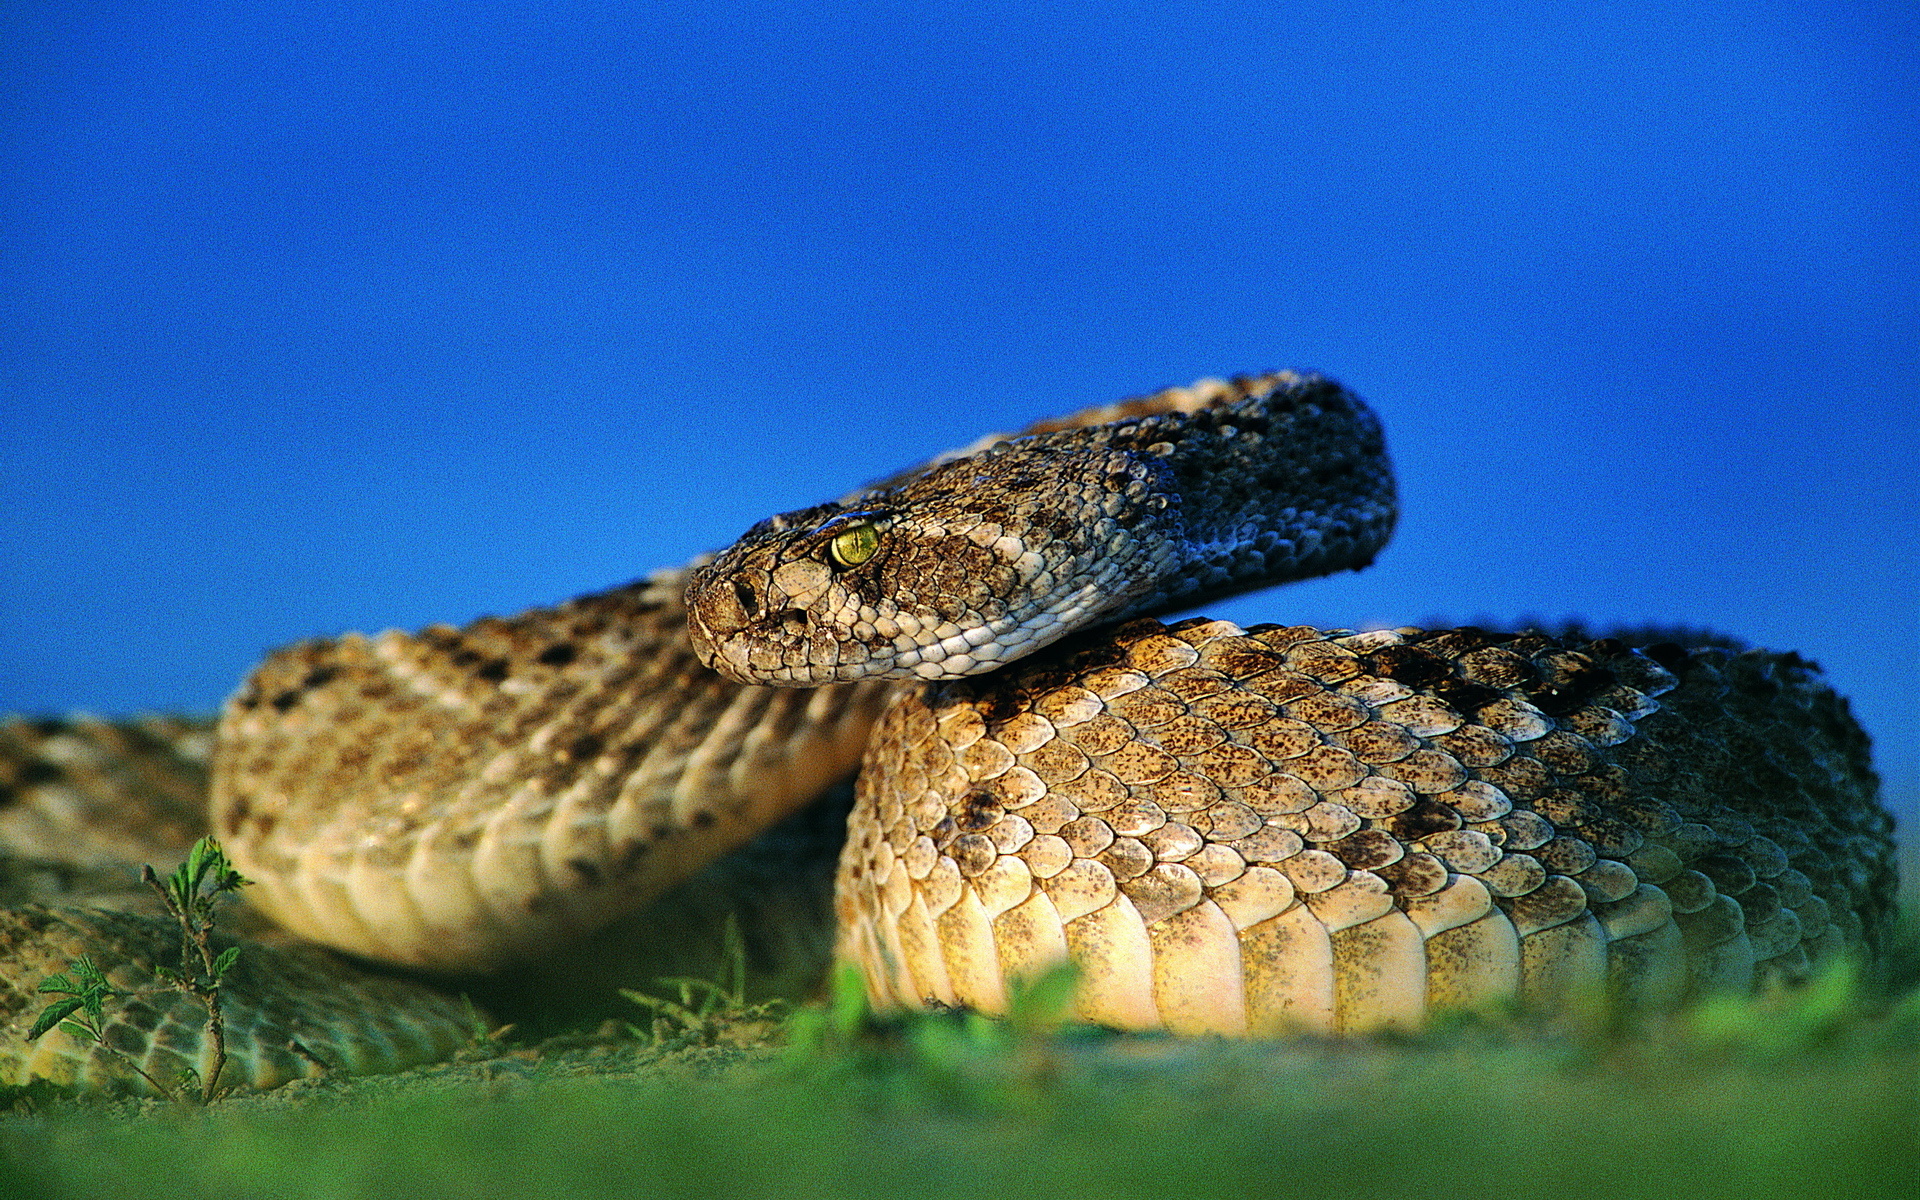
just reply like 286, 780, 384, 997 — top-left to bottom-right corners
930, 816, 959, 851
1053, 628, 1133, 674
691, 810, 717, 829
1383, 796, 1465, 840
612, 840, 650, 877
568, 857, 602, 887
1369, 645, 1449, 687
1011, 664, 1074, 697
476, 658, 511, 683
537, 643, 578, 667
270, 689, 301, 712
16, 759, 63, 787
1326, 828, 1401, 870
1432, 678, 1504, 714
568, 733, 604, 762
106, 1020, 151, 1055
1696, 852, 1757, 895
1528, 662, 1616, 718
1642, 643, 1691, 673
955, 790, 1003, 833
1375, 853, 1447, 895
978, 690, 1025, 725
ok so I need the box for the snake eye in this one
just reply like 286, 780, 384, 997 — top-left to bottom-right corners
826, 522, 881, 569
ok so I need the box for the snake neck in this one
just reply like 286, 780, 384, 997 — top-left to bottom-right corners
685, 373, 1398, 688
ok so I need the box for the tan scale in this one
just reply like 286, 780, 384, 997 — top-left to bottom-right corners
0, 371, 1900, 1095
835, 619, 1895, 1033
1, 907, 474, 1092
213, 568, 894, 972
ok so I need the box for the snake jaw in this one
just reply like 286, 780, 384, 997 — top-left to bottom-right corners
687, 374, 1399, 690
686, 462, 1172, 687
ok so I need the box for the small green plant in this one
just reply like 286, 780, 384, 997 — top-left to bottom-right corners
621, 914, 786, 1045
451, 995, 513, 1060
28, 836, 248, 1102
780, 961, 881, 1062
786, 959, 1084, 1057
782, 960, 1094, 1112
29, 954, 177, 1098
1684, 955, 1898, 1056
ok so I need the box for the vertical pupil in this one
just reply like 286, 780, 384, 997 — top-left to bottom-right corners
832, 525, 877, 567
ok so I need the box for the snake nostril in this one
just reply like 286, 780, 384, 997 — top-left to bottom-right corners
732, 580, 760, 620
779, 610, 809, 637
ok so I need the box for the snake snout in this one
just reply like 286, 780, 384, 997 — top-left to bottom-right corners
684, 567, 755, 677
685, 564, 828, 685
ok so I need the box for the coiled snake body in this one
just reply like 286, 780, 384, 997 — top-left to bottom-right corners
0, 373, 1898, 1093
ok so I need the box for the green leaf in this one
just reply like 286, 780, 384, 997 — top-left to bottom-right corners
213, 945, 242, 977
720, 912, 746, 1005
167, 855, 198, 908
1005, 961, 1080, 1036
71, 955, 110, 989
28, 998, 85, 1040
825, 962, 870, 1041
34, 973, 77, 996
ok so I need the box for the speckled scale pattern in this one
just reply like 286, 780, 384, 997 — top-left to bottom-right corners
835, 619, 1895, 1033
1, 370, 1901, 1096
686, 372, 1396, 685
0, 716, 236, 926
0, 906, 474, 1095
0, 715, 211, 873
212, 567, 893, 972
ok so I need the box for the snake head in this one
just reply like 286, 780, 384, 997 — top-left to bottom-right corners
685, 442, 1182, 686
686, 373, 1398, 688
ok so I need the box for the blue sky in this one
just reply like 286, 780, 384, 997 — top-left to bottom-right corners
3, 2, 1914, 837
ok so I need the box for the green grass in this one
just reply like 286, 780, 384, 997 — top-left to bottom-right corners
4, 976, 1915, 1200
2, 1018, 1913, 1200
5, 905, 1914, 1200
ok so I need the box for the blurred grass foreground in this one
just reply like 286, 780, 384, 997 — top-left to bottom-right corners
2, 906, 1914, 1200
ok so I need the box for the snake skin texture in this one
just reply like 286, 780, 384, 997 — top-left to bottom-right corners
0, 715, 210, 876
210, 570, 891, 972
836, 620, 1893, 1032
686, 373, 1394, 684
0, 371, 1899, 1095
1, 906, 475, 1094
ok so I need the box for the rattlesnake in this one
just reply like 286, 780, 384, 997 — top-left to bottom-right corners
0, 372, 1898, 1093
